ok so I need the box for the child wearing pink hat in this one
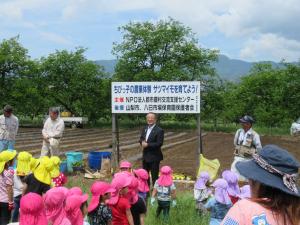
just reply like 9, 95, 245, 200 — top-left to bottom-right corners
133, 169, 149, 201
204, 178, 232, 225
67, 186, 83, 197
108, 173, 134, 225
119, 161, 132, 174
19, 192, 48, 225
151, 166, 176, 221
194, 171, 212, 214
88, 181, 115, 225
65, 192, 89, 225
44, 187, 71, 225
126, 176, 147, 225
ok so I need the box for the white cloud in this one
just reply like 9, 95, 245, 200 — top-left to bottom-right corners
1, 0, 300, 61
240, 33, 300, 62
39, 32, 73, 45
61, 0, 154, 20
0, 0, 58, 19
0, 2, 23, 20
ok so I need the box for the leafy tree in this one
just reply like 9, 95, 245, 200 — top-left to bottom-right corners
201, 77, 228, 130
222, 63, 299, 127
112, 18, 218, 81
281, 63, 300, 121
0, 36, 31, 107
40, 48, 110, 121
10, 60, 49, 119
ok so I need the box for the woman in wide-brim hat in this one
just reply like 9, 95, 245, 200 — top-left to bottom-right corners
222, 144, 300, 225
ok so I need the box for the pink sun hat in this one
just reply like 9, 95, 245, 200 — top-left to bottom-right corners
65, 194, 88, 225
55, 186, 69, 199
127, 176, 139, 204
20, 193, 47, 225
133, 169, 149, 192
67, 187, 83, 197
157, 166, 173, 186
44, 188, 70, 225
108, 173, 132, 205
88, 181, 115, 213
120, 161, 132, 169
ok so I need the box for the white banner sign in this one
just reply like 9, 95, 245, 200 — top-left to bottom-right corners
111, 81, 200, 114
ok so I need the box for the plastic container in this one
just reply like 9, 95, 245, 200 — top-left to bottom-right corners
61, 111, 72, 117
88, 151, 111, 170
60, 161, 68, 173
65, 152, 83, 172
101, 151, 111, 159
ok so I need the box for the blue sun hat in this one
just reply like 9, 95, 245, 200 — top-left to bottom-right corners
236, 144, 300, 197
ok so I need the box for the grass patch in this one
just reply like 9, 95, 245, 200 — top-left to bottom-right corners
145, 193, 209, 225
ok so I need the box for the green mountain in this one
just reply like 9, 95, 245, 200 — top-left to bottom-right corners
95, 55, 285, 81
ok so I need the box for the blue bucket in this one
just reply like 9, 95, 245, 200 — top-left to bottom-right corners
65, 152, 83, 172
88, 151, 111, 170
101, 151, 111, 159
60, 161, 67, 173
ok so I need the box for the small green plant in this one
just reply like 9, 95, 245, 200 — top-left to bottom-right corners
72, 161, 83, 167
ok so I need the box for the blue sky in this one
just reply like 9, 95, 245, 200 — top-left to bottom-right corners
0, 0, 299, 62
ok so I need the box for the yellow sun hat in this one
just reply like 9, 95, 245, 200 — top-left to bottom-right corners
0, 150, 17, 174
50, 156, 61, 178
16, 151, 32, 176
33, 156, 54, 185
30, 157, 39, 172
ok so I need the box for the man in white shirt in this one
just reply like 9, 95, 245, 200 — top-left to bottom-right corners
231, 115, 262, 181
0, 105, 19, 151
41, 107, 65, 157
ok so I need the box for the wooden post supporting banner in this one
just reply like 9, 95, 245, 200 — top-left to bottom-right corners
116, 114, 120, 164
196, 113, 202, 170
112, 113, 118, 173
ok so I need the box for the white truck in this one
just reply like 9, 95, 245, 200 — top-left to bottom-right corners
44, 109, 88, 128
290, 118, 300, 136
61, 116, 88, 128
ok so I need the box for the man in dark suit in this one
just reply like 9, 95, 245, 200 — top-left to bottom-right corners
139, 112, 164, 187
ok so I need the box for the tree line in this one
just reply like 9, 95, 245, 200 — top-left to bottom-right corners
1, 19, 299, 127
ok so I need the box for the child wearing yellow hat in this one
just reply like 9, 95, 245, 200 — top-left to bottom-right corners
23, 156, 62, 196
50, 156, 68, 187
29, 157, 39, 172
0, 150, 17, 225
12, 151, 32, 222
23, 156, 53, 196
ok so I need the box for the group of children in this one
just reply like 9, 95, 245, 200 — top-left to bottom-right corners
194, 170, 251, 225
0, 148, 250, 225
0, 149, 178, 225
0, 150, 67, 225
